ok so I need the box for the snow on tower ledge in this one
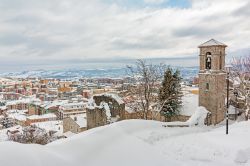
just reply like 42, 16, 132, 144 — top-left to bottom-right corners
198, 39, 227, 47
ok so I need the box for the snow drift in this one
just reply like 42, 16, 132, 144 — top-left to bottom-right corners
0, 119, 250, 166
187, 106, 209, 126
165, 106, 209, 127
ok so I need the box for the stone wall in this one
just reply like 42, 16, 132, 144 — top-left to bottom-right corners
86, 107, 107, 130
93, 94, 125, 120
125, 111, 190, 122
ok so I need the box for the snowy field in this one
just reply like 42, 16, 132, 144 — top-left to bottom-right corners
0, 119, 249, 166
179, 85, 199, 116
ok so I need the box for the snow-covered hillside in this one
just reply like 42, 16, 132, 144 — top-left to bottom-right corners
0, 67, 198, 79
0, 119, 249, 166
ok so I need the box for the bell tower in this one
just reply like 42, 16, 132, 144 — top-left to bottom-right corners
198, 39, 227, 125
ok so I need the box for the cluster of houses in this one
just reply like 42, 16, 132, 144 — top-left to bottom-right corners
0, 74, 203, 137
0, 77, 164, 139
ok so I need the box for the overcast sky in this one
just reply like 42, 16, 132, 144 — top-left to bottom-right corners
0, 0, 250, 71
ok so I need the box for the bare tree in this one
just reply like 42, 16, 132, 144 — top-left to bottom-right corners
127, 59, 166, 119
231, 56, 250, 119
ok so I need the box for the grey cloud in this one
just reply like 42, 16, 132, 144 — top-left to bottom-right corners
110, 33, 176, 50
233, 2, 250, 16
172, 26, 225, 38
0, 0, 249, 71
4, 15, 41, 24
0, 33, 69, 56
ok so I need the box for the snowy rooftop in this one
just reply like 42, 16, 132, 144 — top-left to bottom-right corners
27, 113, 57, 120
0, 106, 7, 110
199, 39, 227, 47
5, 110, 28, 121
8, 113, 27, 121
6, 109, 28, 114
44, 100, 68, 109
31, 121, 63, 135
59, 102, 86, 110
69, 114, 87, 128
6, 97, 40, 106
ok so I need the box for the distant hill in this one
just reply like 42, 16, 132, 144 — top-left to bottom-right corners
0, 67, 198, 79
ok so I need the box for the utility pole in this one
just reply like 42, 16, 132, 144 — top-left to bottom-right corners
226, 72, 229, 134
225, 65, 231, 135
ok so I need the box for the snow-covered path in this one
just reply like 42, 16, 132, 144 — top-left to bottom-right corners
0, 120, 250, 166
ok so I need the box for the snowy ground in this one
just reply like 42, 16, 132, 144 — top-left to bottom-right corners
180, 93, 198, 116
180, 86, 199, 116
0, 121, 63, 142
32, 120, 63, 135
0, 125, 22, 141
0, 119, 249, 166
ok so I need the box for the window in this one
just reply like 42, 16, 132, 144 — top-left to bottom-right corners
219, 51, 222, 70
206, 83, 209, 91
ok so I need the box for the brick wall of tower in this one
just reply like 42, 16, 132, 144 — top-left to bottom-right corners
199, 73, 226, 124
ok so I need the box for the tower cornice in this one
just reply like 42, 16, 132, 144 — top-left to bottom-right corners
198, 39, 227, 48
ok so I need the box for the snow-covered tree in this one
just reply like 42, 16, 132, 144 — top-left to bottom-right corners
231, 56, 250, 120
1, 117, 15, 128
7, 126, 58, 145
158, 67, 182, 121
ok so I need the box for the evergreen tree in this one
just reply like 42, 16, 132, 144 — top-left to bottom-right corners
158, 67, 182, 121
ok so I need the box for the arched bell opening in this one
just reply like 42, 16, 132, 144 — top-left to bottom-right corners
205, 52, 212, 69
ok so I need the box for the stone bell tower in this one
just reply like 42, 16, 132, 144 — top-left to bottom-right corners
198, 39, 227, 125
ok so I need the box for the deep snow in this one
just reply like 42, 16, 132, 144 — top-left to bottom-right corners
0, 119, 250, 166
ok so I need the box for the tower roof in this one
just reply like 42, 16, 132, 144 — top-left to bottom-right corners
199, 39, 227, 48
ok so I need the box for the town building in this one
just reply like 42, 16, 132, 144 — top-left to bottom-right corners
25, 113, 57, 125
58, 102, 86, 120
63, 114, 87, 133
